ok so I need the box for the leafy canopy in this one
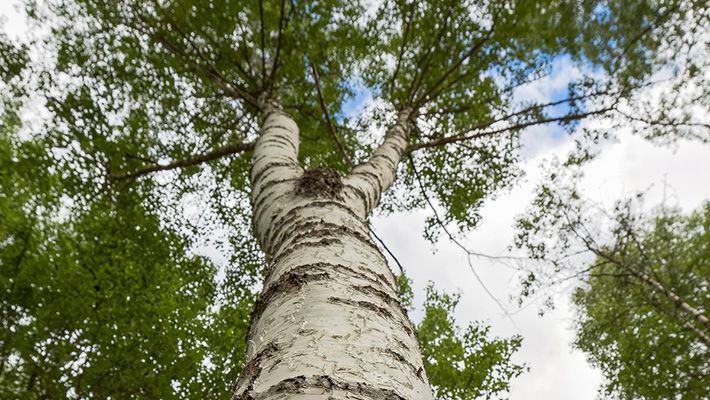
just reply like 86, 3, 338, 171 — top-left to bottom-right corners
397, 276, 525, 400
573, 204, 710, 400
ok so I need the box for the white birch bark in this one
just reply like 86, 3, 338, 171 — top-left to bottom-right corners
625, 262, 710, 331
341, 108, 413, 217
233, 104, 433, 399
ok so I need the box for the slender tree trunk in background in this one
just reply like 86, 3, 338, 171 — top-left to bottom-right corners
622, 261, 710, 331
232, 103, 433, 399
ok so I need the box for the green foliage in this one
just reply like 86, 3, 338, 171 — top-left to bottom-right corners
396, 275, 524, 400
395, 273, 415, 312
8, 0, 704, 242
0, 127, 254, 398
573, 205, 710, 400
416, 284, 525, 400
515, 168, 709, 399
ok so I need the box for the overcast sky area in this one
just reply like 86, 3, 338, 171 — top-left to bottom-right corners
3, 2, 710, 399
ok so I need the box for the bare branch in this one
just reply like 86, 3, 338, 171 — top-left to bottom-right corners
387, 4, 414, 97
369, 226, 405, 274
405, 15, 451, 105
150, 29, 262, 110
259, 0, 267, 86
267, 0, 291, 92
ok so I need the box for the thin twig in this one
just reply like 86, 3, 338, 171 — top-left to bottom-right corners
387, 3, 414, 96
408, 156, 520, 330
369, 226, 405, 275
310, 62, 353, 167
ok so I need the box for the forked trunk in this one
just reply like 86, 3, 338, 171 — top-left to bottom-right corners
232, 104, 433, 399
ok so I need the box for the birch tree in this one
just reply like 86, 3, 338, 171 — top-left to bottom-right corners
1, 0, 708, 398
515, 182, 709, 398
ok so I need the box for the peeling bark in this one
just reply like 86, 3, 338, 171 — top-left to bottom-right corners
233, 103, 433, 399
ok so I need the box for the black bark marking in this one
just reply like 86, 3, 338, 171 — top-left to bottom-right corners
263, 200, 366, 250
351, 285, 410, 321
343, 182, 369, 207
234, 375, 408, 400
268, 237, 342, 270
234, 342, 280, 398
250, 266, 331, 326
370, 152, 398, 169
251, 161, 298, 186
263, 261, 393, 300
252, 185, 296, 232
382, 348, 425, 383
346, 285, 415, 337
328, 296, 395, 320
267, 217, 369, 255
277, 223, 382, 261
296, 167, 343, 199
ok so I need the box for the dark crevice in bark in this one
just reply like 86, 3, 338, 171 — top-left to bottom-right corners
355, 169, 384, 197
351, 285, 411, 322
296, 167, 343, 199
252, 186, 292, 223
262, 261, 394, 303
328, 296, 394, 320
251, 161, 299, 186
253, 178, 299, 200
279, 224, 383, 261
263, 200, 366, 249
343, 183, 368, 208
327, 296, 414, 338
234, 375, 408, 400
393, 337, 411, 352
250, 152, 298, 171
268, 237, 343, 270
267, 217, 369, 255
252, 188, 295, 233
233, 342, 280, 399
250, 266, 331, 327
381, 348, 425, 382
369, 152, 398, 169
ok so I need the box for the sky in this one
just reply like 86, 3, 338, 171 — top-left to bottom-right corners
2, 2, 710, 399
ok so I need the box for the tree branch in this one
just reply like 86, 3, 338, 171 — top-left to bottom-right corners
259, 0, 267, 86
310, 62, 352, 167
387, 4, 414, 97
267, 0, 291, 92
407, 106, 615, 153
109, 140, 255, 180
414, 26, 495, 107
149, 29, 262, 110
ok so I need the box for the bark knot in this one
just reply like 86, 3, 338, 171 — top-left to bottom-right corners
296, 167, 343, 199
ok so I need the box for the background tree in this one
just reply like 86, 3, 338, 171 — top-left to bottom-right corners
1, 0, 708, 398
515, 174, 709, 399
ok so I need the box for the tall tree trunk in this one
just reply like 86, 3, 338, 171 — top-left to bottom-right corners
232, 103, 433, 399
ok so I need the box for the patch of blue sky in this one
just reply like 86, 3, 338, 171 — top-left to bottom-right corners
511, 54, 590, 142
337, 80, 374, 121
